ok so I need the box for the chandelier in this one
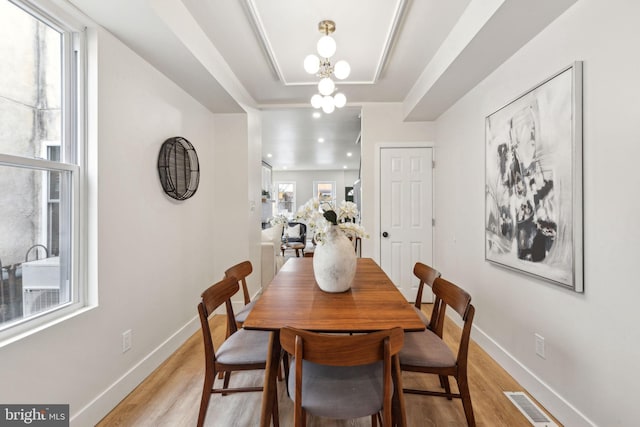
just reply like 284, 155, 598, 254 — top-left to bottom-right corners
304, 20, 350, 114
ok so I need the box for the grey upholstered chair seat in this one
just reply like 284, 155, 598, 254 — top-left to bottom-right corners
197, 276, 277, 427
216, 328, 270, 365
400, 277, 476, 425
413, 306, 430, 325
235, 299, 257, 323
399, 329, 456, 368
287, 359, 385, 419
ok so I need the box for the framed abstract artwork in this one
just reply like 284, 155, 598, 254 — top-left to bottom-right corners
485, 62, 583, 292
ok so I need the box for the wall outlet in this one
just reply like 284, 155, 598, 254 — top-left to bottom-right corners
122, 329, 132, 353
535, 333, 545, 359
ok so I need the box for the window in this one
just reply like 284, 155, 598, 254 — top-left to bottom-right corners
275, 182, 296, 217
0, 0, 86, 341
313, 181, 336, 204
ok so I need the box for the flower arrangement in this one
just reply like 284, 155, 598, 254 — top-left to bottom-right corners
295, 198, 368, 244
269, 214, 289, 227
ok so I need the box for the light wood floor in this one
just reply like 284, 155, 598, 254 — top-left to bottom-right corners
97, 308, 562, 426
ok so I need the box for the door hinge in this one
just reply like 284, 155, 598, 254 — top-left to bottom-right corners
432, 218, 435, 226
432, 160, 435, 169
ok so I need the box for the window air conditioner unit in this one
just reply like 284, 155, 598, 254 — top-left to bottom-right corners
22, 257, 60, 316
23, 288, 59, 316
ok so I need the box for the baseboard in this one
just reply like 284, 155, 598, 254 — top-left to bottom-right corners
471, 325, 597, 427
68, 308, 596, 426
70, 317, 200, 426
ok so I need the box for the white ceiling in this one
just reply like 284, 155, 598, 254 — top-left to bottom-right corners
66, 0, 577, 171
261, 107, 362, 171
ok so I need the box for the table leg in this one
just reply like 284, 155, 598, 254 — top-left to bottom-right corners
260, 330, 281, 427
391, 355, 407, 427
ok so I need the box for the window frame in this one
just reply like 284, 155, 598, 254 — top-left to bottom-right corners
0, 0, 88, 346
313, 180, 336, 204
42, 141, 62, 255
275, 181, 297, 216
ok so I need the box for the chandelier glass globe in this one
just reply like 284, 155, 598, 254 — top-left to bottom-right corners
317, 35, 336, 58
318, 77, 335, 96
333, 60, 351, 80
333, 92, 347, 108
304, 54, 320, 74
310, 94, 323, 109
321, 95, 336, 114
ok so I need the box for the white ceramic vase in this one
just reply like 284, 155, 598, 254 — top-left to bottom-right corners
313, 225, 357, 293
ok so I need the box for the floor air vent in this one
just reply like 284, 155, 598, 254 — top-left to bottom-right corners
504, 392, 558, 427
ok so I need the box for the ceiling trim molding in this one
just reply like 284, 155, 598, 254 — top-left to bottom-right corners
244, 0, 408, 86
243, 0, 285, 82
151, 0, 256, 109
373, 0, 408, 83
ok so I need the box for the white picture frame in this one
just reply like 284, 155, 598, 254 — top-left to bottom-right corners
485, 62, 583, 292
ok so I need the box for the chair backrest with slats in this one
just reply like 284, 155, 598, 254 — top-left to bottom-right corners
413, 262, 441, 311
285, 222, 307, 244
198, 277, 240, 369
432, 277, 471, 318
431, 277, 475, 367
280, 327, 404, 366
280, 326, 404, 426
224, 260, 253, 305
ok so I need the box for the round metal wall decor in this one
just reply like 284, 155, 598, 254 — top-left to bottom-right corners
157, 136, 200, 200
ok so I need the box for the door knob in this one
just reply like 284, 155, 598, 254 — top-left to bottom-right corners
382, 231, 389, 238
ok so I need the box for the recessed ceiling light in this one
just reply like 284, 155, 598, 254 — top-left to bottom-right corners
318, 138, 325, 143
343, 165, 347, 169
312, 112, 321, 119
267, 153, 272, 158
346, 152, 352, 157
282, 166, 287, 170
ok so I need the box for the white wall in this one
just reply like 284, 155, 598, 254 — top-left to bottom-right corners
247, 107, 265, 290
0, 25, 253, 425
433, 0, 640, 425
211, 113, 253, 286
360, 103, 435, 259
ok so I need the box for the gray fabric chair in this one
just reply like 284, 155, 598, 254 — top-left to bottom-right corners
196, 276, 278, 427
283, 222, 307, 245
280, 326, 404, 426
399, 277, 476, 426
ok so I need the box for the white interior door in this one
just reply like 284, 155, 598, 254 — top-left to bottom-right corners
380, 147, 434, 302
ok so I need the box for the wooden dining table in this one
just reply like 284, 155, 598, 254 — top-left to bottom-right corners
243, 257, 426, 426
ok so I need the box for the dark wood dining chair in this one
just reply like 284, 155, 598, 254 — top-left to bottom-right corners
224, 260, 256, 335
412, 262, 441, 327
399, 277, 476, 426
224, 260, 287, 382
196, 276, 278, 427
280, 326, 404, 427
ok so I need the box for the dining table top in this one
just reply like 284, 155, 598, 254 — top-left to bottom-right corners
243, 257, 426, 333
